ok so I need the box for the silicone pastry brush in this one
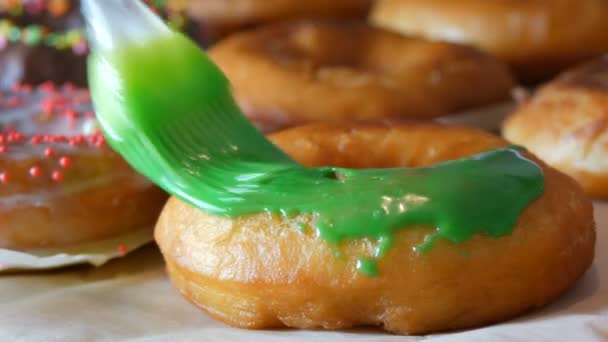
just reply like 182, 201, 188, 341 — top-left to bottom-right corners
82, 0, 543, 272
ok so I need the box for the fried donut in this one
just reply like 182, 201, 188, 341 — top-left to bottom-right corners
503, 56, 608, 199
209, 20, 515, 132
155, 122, 595, 335
167, 0, 375, 45
370, 0, 608, 83
0, 83, 167, 250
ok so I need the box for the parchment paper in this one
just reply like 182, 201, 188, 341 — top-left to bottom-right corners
0, 203, 605, 341
0, 227, 153, 272
437, 101, 515, 131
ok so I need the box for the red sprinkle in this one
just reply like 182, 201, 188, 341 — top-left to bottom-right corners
51, 171, 63, 182
39, 81, 57, 93
30, 135, 43, 144
71, 135, 85, 145
40, 98, 55, 113
0, 135, 4, 143
117, 244, 128, 254
0, 172, 8, 183
95, 137, 106, 148
29, 166, 41, 177
59, 156, 72, 169
44, 147, 55, 157
0, 145, 6, 153
63, 109, 78, 119
50, 135, 68, 143
14, 132, 25, 142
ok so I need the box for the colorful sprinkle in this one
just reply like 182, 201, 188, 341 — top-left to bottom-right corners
0, 172, 8, 183
0, 1, 185, 54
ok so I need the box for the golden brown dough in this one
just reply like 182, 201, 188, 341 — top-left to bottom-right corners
504, 56, 608, 199
155, 122, 595, 335
168, 0, 374, 44
371, 0, 608, 83
209, 20, 515, 132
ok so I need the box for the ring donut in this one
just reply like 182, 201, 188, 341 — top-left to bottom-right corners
504, 56, 608, 199
0, 83, 167, 250
209, 20, 515, 132
155, 122, 595, 334
370, 0, 608, 83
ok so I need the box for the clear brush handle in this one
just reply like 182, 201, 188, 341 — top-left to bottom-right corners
82, 0, 171, 53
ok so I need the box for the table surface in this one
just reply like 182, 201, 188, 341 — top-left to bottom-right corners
1, 204, 607, 342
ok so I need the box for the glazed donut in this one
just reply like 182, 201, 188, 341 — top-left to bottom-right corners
503, 56, 608, 199
370, 0, 608, 83
167, 0, 375, 45
155, 122, 595, 335
209, 20, 515, 132
0, 82, 167, 250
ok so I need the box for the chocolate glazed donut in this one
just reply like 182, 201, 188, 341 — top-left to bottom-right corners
0, 0, 178, 88
0, 0, 87, 88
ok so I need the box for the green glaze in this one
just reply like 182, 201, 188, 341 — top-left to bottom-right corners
297, 223, 308, 234
85, 5, 545, 276
357, 258, 379, 277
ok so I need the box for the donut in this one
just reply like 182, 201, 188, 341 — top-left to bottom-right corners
209, 20, 515, 132
370, 0, 608, 83
209, 21, 515, 131
155, 122, 595, 335
503, 56, 608, 199
0, 82, 167, 250
167, 0, 375, 46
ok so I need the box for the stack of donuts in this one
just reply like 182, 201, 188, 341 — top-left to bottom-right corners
3, 0, 604, 337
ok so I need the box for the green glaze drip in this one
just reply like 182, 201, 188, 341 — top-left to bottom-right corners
357, 258, 379, 277
84, 2, 545, 277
